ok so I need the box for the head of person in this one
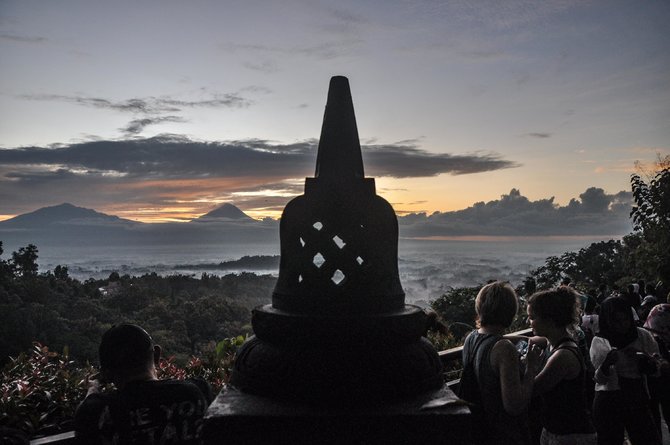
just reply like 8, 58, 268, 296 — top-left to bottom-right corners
527, 287, 580, 338
99, 323, 160, 385
475, 281, 519, 329
644, 304, 670, 345
597, 297, 638, 348
645, 283, 656, 296
424, 308, 449, 335
584, 293, 597, 315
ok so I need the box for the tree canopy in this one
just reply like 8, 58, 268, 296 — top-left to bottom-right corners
630, 155, 670, 283
0, 243, 274, 366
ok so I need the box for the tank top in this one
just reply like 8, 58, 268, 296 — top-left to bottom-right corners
541, 340, 595, 435
462, 331, 530, 445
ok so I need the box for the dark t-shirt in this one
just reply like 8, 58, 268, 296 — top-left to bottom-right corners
74, 379, 209, 445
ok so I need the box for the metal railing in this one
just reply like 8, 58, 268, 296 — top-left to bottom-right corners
29, 431, 76, 445
439, 327, 533, 388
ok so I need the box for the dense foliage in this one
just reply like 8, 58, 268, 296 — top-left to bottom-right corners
630, 155, 670, 284
529, 238, 631, 291
0, 241, 274, 366
0, 343, 90, 436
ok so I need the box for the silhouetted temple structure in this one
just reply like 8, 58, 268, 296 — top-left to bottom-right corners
203, 76, 471, 444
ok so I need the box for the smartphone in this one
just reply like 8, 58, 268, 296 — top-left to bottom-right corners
516, 340, 529, 356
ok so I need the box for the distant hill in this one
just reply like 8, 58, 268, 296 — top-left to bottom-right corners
0, 203, 278, 248
193, 203, 253, 221
0, 203, 139, 228
175, 255, 280, 270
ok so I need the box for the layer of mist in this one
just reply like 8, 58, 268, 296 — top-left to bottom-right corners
3, 236, 612, 304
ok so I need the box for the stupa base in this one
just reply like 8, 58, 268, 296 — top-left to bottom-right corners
203, 384, 472, 445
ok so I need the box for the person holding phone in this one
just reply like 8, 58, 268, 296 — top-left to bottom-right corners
526, 287, 596, 445
590, 297, 661, 445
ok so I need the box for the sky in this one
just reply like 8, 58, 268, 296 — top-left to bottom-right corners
1, 0, 668, 227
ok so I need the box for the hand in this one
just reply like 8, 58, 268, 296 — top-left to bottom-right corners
528, 336, 548, 349
85, 373, 102, 397
636, 352, 659, 375
660, 359, 670, 377
525, 343, 544, 376
601, 349, 619, 374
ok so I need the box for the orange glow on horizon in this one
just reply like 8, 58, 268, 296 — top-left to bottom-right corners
95, 176, 301, 222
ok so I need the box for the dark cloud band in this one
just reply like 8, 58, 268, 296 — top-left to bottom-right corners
19, 93, 252, 114
0, 135, 519, 217
0, 135, 517, 180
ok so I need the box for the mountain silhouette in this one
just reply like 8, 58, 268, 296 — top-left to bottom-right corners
0, 203, 139, 228
193, 203, 253, 221
0, 203, 278, 248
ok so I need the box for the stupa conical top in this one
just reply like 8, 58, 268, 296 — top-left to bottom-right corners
272, 75, 404, 315
314, 76, 364, 181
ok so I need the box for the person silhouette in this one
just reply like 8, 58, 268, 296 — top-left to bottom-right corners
74, 323, 211, 444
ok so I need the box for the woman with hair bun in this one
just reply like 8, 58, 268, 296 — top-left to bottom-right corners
527, 287, 596, 445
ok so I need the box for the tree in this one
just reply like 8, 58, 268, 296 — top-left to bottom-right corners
630, 155, 670, 283
11, 244, 39, 278
0, 241, 12, 283
431, 287, 478, 327
54, 265, 69, 281
530, 240, 632, 291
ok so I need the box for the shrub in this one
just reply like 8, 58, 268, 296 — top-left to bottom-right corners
157, 335, 245, 393
0, 343, 93, 437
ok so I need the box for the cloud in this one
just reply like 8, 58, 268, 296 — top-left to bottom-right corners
314, 4, 369, 35
243, 60, 280, 73
0, 34, 47, 43
398, 188, 633, 237
322, 5, 368, 26
460, 49, 506, 60
120, 116, 188, 136
363, 144, 519, 177
221, 39, 363, 60
0, 135, 517, 216
19, 92, 254, 137
0, 136, 517, 180
20, 93, 252, 114
525, 132, 552, 138
445, 1, 585, 32
158, 95, 250, 109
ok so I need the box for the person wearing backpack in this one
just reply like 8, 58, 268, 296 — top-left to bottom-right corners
459, 281, 543, 445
